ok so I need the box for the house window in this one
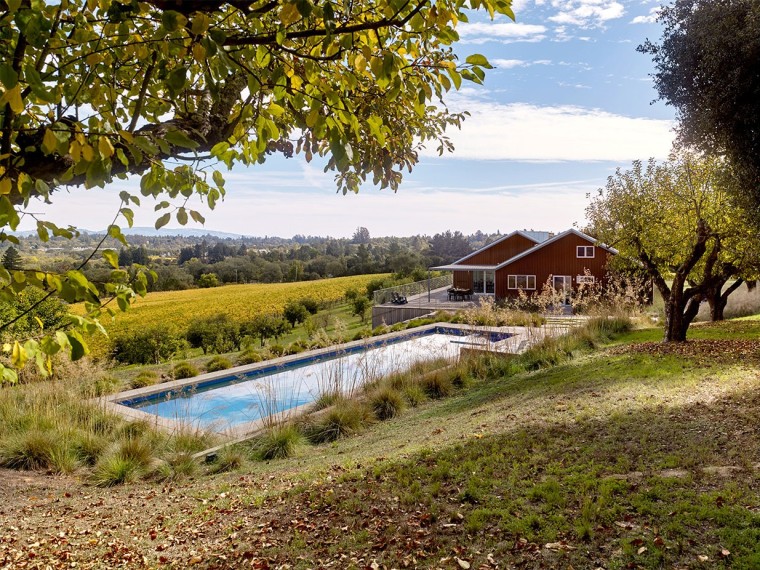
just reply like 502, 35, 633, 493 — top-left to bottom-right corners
507, 275, 536, 290
577, 245, 595, 258
576, 275, 595, 284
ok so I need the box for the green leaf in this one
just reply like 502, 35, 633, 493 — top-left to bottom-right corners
164, 129, 200, 149
120, 207, 134, 227
176, 207, 188, 225
24, 65, 55, 103
36, 221, 49, 242
155, 213, 171, 229
161, 10, 183, 32
212, 170, 225, 188
66, 332, 89, 361
166, 67, 187, 92
189, 210, 205, 224
0, 64, 18, 89
103, 249, 119, 269
465, 54, 492, 68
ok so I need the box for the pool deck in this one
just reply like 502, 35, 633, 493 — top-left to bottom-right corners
97, 321, 567, 438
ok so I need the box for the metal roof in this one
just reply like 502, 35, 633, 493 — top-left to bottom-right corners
432, 228, 617, 272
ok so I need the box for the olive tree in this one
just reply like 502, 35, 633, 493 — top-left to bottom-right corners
0, 0, 514, 381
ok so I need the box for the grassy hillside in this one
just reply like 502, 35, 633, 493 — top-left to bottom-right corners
1, 318, 759, 568
79, 274, 388, 355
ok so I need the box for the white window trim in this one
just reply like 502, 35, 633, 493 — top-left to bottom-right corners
577, 275, 595, 284
577, 245, 595, 258
508, 274, 536, 290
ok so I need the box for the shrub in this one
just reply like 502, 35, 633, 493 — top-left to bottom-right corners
112, 326, 184, 365
283, 300, 310, 328
206, 356, 232, 373
304, 400, 369, 444
173, 361, 199, 380
268, 344, 286, 357
131, 370, 159, 389
420, 370, 454, 399
300, 297, 320, 314
254, 425, 305, 460
187, 314, 241, 355
197, 272, 219, 288
237, 349, 263, 365
370, 387, 405, 421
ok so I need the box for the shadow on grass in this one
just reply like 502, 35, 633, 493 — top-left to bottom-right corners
178, 356, 760, 570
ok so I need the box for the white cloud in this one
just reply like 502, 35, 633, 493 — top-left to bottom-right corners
631, 7, 660, 24
457, 22, 547, 44
548, 0, 625, 28
492, 59, 552, 69
422, 99, 675, 161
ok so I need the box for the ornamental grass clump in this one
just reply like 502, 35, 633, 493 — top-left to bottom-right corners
130, 370, 159, 389
173, 361, 199, 380
206, 355, 232, 373
304, 400, 371, 444
236, 349, 263, 365
254, 425, 305, 460
370, 386, 405, 421
420, 370, 454, 399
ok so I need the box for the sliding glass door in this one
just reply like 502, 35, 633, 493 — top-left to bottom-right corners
473, 270, 495, 294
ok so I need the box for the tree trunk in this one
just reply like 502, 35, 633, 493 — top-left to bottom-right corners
706, 278, 743, 321
663, 290, 702, 342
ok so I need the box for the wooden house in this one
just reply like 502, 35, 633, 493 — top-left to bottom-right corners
432, 229, 617, 302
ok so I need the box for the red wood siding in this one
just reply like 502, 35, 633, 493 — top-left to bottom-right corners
453, 271, 472, 289
458, 234, 536, 266
495, 234, 611, 299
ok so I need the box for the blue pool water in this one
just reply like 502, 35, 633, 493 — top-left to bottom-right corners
121, 328, 513, 430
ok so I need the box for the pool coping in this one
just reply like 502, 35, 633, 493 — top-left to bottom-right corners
97, 322, 530, 436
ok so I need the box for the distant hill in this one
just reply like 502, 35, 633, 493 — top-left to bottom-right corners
12, 227, 246, 239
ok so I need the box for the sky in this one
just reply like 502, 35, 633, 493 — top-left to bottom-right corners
20, 0, 676, 239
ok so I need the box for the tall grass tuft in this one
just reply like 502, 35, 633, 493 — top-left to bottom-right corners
0, 429, 57, 470
304, 400, 370, 444
209, 446, 245, 473
173, 361, 199, 379
91, 453, 142, 487
131, 370, 159, 389
206, 356, 232, 373
420, 370, 454, 399
254, 425, 305, 460
370, 387, 405, 421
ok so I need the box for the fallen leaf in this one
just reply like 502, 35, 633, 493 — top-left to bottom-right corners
455, 557, 471, 569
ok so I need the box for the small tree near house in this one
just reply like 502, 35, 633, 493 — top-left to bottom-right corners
587, 153, 760, 342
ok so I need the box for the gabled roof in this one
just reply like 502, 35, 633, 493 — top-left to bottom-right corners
431, 228, 617, 272
445, 230, 544, 266
492, 228, 617, 270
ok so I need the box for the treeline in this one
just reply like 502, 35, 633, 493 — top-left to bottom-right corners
79, 228, 495, 292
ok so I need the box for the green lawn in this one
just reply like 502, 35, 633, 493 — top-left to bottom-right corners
155, 319, 760, 569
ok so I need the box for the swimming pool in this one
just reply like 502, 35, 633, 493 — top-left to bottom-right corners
113, 326, 515, 431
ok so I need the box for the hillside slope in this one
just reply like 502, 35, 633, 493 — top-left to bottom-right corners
2, 319, 760, 568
